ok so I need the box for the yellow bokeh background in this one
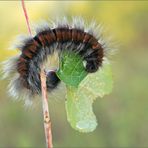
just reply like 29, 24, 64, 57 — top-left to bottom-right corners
0, 1, 148, 147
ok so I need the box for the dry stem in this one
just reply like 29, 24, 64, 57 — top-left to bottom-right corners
21, 1, 53, 147
40, 68, 53, 148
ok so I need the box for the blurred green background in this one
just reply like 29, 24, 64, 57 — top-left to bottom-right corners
0, 1, 148, 147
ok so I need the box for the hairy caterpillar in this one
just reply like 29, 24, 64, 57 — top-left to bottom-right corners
2, 17, 110, 103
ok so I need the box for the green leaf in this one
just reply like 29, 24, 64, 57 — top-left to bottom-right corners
65, 59, 113, 132
56, 50, 87, 87
79, 58, 113, 99
66, 86, 97, 133
56, 50, 113, 132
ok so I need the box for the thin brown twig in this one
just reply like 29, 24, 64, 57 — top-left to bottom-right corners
21, 0, 32, 36
40, 68, 53, 148
21, 1, 53, 147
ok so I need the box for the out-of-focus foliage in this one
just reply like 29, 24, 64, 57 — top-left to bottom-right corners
0, 1, 148, 147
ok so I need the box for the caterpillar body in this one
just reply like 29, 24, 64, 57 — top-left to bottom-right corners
2, 17, 110, 104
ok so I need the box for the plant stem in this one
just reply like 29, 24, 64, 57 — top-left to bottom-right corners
21, 1, 53, 147
40, 68, 53, 148
21, 0, 32, 36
